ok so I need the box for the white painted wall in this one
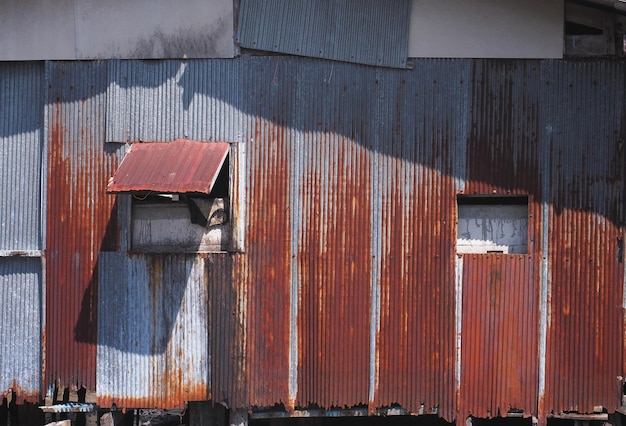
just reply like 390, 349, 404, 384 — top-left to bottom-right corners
0, 0, 235, 60
408, 0, 564, 58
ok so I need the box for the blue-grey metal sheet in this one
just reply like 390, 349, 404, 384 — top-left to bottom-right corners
0, 257, 42, 401
106, 60, 246, 143
236, 0, 410, 68
97, 252, 210, 408
0, 62, 44, 252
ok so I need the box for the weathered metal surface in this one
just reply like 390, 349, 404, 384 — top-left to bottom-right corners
460, 255, 539, 417
97, 253, 210, 408
0, 257, 42, 403
244, 118, 293, 407
542, 60, 625, 416
106, 140, 229, 194
45, 61, 124, 392
1, 56, 623, 423
294, 129, 373, 408
459, 60, 543, 419
0, 62, 44, 252
236, 0, 410, 68
0, 62, 45, 403
374, 60, 468, 421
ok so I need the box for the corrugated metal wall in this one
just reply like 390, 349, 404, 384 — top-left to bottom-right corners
0, 57, 624, 422
0, 62, 44, 402
459, 61, 543, 418
374, 61, 468, 420
45, 61, 124, 392
542, 61, 625, 416
0, 258, 42, 402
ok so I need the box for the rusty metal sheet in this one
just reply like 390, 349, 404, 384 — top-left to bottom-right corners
542, 60, 625, 416
97, 253, 210, 409
245, 119, 293, 407
106, 140, 229, 194
460, 255, 539, 417
45, 61, 123, 393
294, 132, 372, 409
374, 59, 468, 422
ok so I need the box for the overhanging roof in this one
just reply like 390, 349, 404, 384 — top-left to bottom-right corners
106, 139, 229, 194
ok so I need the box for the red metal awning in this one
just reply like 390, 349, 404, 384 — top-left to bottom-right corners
106, 139, 229, 194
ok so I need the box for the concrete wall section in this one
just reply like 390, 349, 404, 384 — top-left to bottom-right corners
408, 0, 564, 58
0, 0, 234, 60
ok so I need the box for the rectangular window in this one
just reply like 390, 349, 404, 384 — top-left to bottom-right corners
457, 195, 528, 254
107, 139, 238, 253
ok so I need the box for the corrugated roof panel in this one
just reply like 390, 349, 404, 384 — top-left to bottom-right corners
97, 253, 210, 408
0, 62, 44, 252
236, 0, 410, 68
106, 140, 229, 194
0, 257, 42, 402
45, 61, 123, 393
542, 60, 625, 416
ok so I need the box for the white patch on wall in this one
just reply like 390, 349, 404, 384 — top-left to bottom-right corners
408, 0, 564, 59
0, 0, 234, 60
457, 197, 528, 254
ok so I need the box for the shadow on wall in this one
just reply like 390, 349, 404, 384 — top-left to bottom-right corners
107, 57, 625, 228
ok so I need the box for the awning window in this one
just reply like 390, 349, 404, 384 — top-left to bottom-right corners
107, 139, 230, 195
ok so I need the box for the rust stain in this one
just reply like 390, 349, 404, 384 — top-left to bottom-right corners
2, 380, 41, 405
46, 74, 119, 394
245, 119, 291, 406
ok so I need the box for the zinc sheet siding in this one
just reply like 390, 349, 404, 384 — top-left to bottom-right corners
236, 0, 410, 69
97, 253, 211, 408
460, 61, 543, 418
0, 62, 44, 252
0, 258, 42, 401
374, 61, 468, 421
0, 62, 44, 403
543, 61, 625, 415
45, 61, 124, 391
1, 56, 623, 420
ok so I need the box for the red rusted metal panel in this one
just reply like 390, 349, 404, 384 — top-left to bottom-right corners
542, 60, 625, 415
460, 255, 539, 418
245, 121, 292, 407
46, 62, 121, 394
376, 164, 457, 420
295, 135, 372, 409
459, 60, 543, 419
106, 140, 229, 194
545, 208, 624, 415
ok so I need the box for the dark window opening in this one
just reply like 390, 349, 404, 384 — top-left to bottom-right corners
566, 21, 604, 35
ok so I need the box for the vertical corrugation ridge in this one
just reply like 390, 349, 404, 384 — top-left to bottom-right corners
46, 61, 122, 392
0, 62, 44, 251
236, 0, 410, 68
544, 60, 625, 415
0, 258, 42, 401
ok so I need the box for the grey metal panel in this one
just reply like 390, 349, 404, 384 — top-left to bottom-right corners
0, 257, 42, 401
106, 59, 246, 143
97, 252, 210, 408
236, 0, 410, 68
0, 62, 44, 252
